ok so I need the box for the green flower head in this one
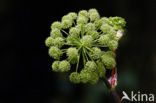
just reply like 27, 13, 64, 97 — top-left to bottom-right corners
85, 61, 97, 72
80, 69, 92, 83
51, 21, 62, 30
45, 37, 54, 47
101, 54, 116, 69
96, 61, 106, 78
81, 35, 93, 47
52, 61, 60, 72
99, 34, 110, 45
90, 47, 102, 60
69, 72, 80, 84
53, 37, 64, 48
45, 9, 126, 85
67, 47, 78, 64
49, 46, 63, 60
59, 60, 71, 72
50, 28, 62, 39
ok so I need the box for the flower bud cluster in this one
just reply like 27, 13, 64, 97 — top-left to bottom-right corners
101, 53, 116, 69
88, 9, 100, 22
109, 17, 126, 30
51, 21, 62, 30
52, 60, 71, 72
50, 28, 62, 39
90, 47, 102, 60
67, 47, 78, 64
77, 10, 89, 24
45, 37, 54, 47
79, 69, 99, 85
81, 35, 93, 47
45, 9, 126, 85
49, 46, 63, 60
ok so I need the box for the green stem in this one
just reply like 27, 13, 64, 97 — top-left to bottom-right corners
78, 45, 82, 52
85, 46, 93, 52
81, 24, 85, 38
61, 29, 69, 35
73, 20, 76, 26
83, 48, 88, 61
85, 49, 94, 61
82, 49, 86, 65
76, 54, 80, 72
64, 43, 77, 46
99, 31, 103, 34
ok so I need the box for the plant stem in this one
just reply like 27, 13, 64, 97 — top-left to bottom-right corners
81, 24, 85, 38
85, 49, 94, 61
76, 54, 80, 72
61, 29, 69, 35
102, 76, 122, 103
83, 48, 89, 61
82, 49, 86, 65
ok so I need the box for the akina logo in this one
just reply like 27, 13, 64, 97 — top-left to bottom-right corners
121, 91, 154, 102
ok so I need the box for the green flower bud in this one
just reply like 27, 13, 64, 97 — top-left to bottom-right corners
90, 31, 99, 39
50, 28, 62, 39
88, 72, 99, 85
59, 60, 71, 72
62, 20, 73, 29
88, 9, 100, 22
66, 35, 75, 44
67, 47, 78, 64
102, 51, 116, 58
94, 17, 110, 29
85, 61, 97, 72
101, 54, 116, 69
88, 8, 98, 14
108, 40, 118, 50
80, 69, 92, 83
51, 21, 62, 30
69, 72, 80, 84
96, 61, 106, 78
78, 10, 88, 18
90, 13, 100, 22
109, 17, 126, 30
81, 35, 93, 47
69, 27, 80, 37
53, 37, 64, 48
75, 24, 81, 30
85, 23, 96, 32
91, 47, 102, 60
94, 19, 102, 29
100, 17, 111, 25
99, 35, 109, 45
100, 24, 116, 36
49, 46, 63, 59
68, 12, 77, 20
77, 16, 88, 24
45, 37, 54, 47
62, 15, 73, 21
52, 61, 60, 72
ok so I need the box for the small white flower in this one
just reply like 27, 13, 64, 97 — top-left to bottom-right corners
116, 30, 123, 38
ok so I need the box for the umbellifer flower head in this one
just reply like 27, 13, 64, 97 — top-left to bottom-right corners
69, 72, 80, 84
59, 60, 71, 72
45, 9, 126, 85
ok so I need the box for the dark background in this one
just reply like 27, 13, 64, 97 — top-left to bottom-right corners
0, 0, 156, 103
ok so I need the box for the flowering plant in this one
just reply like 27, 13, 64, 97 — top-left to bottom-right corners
45, 9, 126, 88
